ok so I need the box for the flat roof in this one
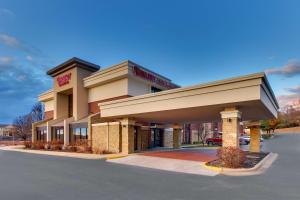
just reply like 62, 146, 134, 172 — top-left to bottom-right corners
100, 72, 278, 108
83, 60, 179, 88
99, 72, 279, 123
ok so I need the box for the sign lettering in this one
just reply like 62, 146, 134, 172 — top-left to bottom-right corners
57, 73, 72, 87
133, 66, 177, 89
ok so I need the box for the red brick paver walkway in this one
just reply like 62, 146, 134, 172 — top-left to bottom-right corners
142, 149, 218, 162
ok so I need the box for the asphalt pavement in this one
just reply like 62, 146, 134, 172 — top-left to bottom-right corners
0, 133, 299, 200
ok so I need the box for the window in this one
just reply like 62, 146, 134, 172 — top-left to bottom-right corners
81, 128, 87, 138
151, 86, 162, 93
71, 127, 88, 142
42, 129, 47, 141
75, 128, 81, 140
37, 129, 47, 141
52, 127, 64, 141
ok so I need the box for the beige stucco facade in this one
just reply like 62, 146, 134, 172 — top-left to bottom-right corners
32, 57, 279, 154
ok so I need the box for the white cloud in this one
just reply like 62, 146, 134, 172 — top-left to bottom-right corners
286, 86, 300, 94
0, 56, 14, 66
0, 33, 19, 47
0, 8, 15, 17
277, 93, 300, 108
276, 85, 300, 108
16, 75, 27, 81
265, 60, 300, 77
26, 55, 33, 61
0, 33, 43, 56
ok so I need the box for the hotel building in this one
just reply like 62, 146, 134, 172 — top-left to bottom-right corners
32, 57, 279, 154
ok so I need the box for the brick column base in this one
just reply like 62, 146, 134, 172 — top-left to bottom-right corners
221, 109, 241, 148
250, 126, 261, 152
173, 128, 180, 148
121, 119, 135, 154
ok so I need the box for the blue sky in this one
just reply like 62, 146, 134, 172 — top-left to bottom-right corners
0, 0, 300, 123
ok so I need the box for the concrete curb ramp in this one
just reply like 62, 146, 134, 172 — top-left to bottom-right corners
203, 152, 278, 176
107, 155, 219, 176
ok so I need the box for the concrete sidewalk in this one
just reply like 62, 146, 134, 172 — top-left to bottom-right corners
0, 145, 125, 160
107, 154, 219, 176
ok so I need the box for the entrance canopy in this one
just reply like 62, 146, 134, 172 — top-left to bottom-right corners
99, 73, 279, 124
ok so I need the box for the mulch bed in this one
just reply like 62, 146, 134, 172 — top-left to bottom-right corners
207, 151, 269, 169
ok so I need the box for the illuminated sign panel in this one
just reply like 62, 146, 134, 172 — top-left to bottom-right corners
57, 73, 72, 87
133, 66, 177, 89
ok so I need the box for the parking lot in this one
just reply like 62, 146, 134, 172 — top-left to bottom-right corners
0, 133, 299, 200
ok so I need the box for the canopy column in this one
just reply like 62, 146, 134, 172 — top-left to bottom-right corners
46, 122, 52, 142
120, 118, 135, 154
221, 108, 242, 148
172, 125, 181, 149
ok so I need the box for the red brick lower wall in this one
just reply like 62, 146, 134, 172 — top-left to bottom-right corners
44, 111, 54, 120
88, 95, 132, 114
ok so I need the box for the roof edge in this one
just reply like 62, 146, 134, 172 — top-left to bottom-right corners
47, 57, 100, 77
262, 74, 279, 109
98, 72, 270, 106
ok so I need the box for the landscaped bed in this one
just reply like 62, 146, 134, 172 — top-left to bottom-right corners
206, 151, 269, 169
24, 140, 92, 153
24, 140, 115, 155
204, 146, 269, 169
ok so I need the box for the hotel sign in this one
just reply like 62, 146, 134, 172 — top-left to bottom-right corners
57, 73, 72, 87
133, 66, 176, 89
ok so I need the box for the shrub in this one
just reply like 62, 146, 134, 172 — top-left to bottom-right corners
92, 148, 113, 154
24, 141, 32, 149
74, 139, 92, 153
65, 145, 77, 152
49, 140, 63, 151
217, 147, 246, 168
102, 149, 113, 154
31, 141, 46, 150
44, 142, 50, 150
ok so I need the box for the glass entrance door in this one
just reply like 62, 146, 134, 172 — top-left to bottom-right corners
150, 128, 164, 148
134, 126, 138, 151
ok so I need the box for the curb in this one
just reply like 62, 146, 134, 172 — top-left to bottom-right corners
202, 152, 278, 176
106, 155, 128, 160
201, 163, 223, 172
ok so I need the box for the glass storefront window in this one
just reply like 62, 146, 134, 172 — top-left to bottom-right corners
80, 128, 87, 138
75, 128, 81, 140
52, 127, 64, 141
37, 129, 47, 141
71, 127, 88, 142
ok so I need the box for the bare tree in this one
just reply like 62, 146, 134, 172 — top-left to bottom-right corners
13, 114, 32, 140
31, 102, 44, 122
12, 102, 44, 141
198, 124, 209, 146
